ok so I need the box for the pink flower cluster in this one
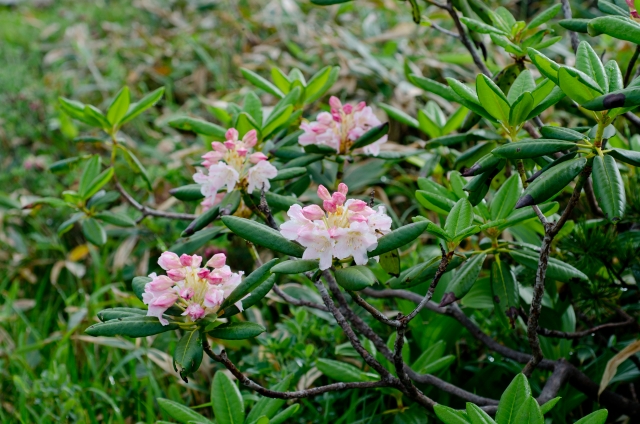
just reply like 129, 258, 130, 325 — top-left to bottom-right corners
194, 128, 278, 211
142, 252, 243, 326
299, 97, 388, 156
280, 183, 392, 270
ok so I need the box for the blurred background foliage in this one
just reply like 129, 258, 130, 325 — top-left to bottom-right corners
1, 0, 639, 422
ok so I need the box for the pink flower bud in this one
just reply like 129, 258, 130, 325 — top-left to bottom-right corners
331, 192, 346, 206
206, 253, 227, 269
249, 152, 268, 164
211, 142, 227, 153
225, 128, 239, 141
243, 129, 258, 147
317, 185, 332, 201
350, 214, 368, 222
329, 96, 342, 110
182, 303, 206, 320
179, 287, 194, 300
191, 255, 202, 268
236, 148, 248, 157
158, 252, 181, 270
323, 200, 337, 213
302, 205, 325, 220
147, 275, 175, 292
337, 183, 348, 195
347, 199, 367, 212
179, 254, 193, 267
343, 104, 353, 114
167, 269, 186, 282
224, 140, 236, 150
355, 101, 366, 112
202, 151, 224, 167
197, 269, 210, 279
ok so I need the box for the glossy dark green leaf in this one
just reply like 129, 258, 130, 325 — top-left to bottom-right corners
334, 266, 377, 291
434, 404, 470, 424
168, 116, 227, 138
271, 167, 307, 182
581, 87, 640, 111
170, 227, 226, 257
367, 221, 429, 257
79, 155, 102, 198
592, 155, 626, 222
207, 322, 266, 339
445, 199, 473, 238
173, 329, 203, 381
508, 249, 589, 282
94, 211, 136, 227
515, 158, 587, 208
538, 126, 586, 141
388, 255, 463, 289
132, 276, 151, 301
271, 259, 319, 274
588, 16, 640, 44
493, 140, 576, 159
466, 403, 496, 424
316, 358, 379, 382
573, 410, 608, 424
281, 153, 325, 169
495, 374, 531, 424
82, 218, 107, 246
527, 151, 578, 183
82, 168, 114, 200
540, 397, 561, 414
416, 190, 456, 214
222, 275, 276, 317
490, 174, 522, 220
223, 216, 306, 257
182, 190, 241, 237
220, 259, 279, 309
97, 307, 146, 321
440, 254, 486, 307
212, 371, 245, 424
85, 316, 178, 337
559, 18, 589, 33
462, 153, 502, 177
246, 376, 293, 422
608, 147, 640, 167
575, 41, 607, 92
513, 396, 544, 424
351, 123, 389, 150
170, 184, 204, 201
417, 177, 458, 201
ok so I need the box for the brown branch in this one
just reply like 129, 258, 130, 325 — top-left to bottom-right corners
115, 181, 196, 221
257, 185, 279, 230
584, 177, 604, 217
202, 340, 390, 399
272, 284, 329, 312
536, 311, 634, 339
442, 0, 491, 77
560, 0, 579, 53
349, 291, 401, 327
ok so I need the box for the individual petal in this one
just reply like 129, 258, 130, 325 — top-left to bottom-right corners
225, 128, 239, 142
182, 303, 206, 320
158, 252, 182, 270
246, 160, 278, 193
302, 204, 325, 221
179, 287, 194, 300
317, 185, 332, 201
206, 253, 227, 269
249, 152, 268, 164
167, 268, 186, 282
203, 287, 225, 308
202, 151, 224, 167
242, 129, 258, 147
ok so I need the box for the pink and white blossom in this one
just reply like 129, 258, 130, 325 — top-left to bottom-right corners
193, 128, 278, 210
299, 97, 387, 156
279, 184, 392, 270
142, 252, 245, 326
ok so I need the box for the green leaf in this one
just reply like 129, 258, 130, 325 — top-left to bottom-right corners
525, 4, 561, 31
170, 184, 205, 201
598, 0, 629, 16
497, 202, 558, 230
587, 15, 640, 44
411, 340, 446, 371
388, 254, 463, 289
211, 372, 245, 424
220, 259, 279, 309
538, 126, 586, 141
222, 275, 276, 317
116, 145, 152, 190
271, 259, 319, 274
460, 16, 507, 35
492, 139, 577, 159
106, 87, 130, 126
557, 67, 604, 105
367, 221, 429, 257
59, 97, 99, 126
121, 87, 165, 125
495, 373, 531, 424
82, 218, 107, 246
440, 254, 486, 307
528, 86, 565, 119
263, 105, 294, 139
592, 155, 626, 222
380, 249, 400, 277
573, 410, 608, 424
491, 257, 520, 329
608, 147, 640, 166
271, 167, 307, 182
418, 109, 441, 138
509, 92, 534, 126
132, 276, 151, 301
271, 67, 291, 94
540, 397, 561, 414
515, 158, 587, 208
559, 19, 590, 33
84, 105, 110, 130
246, 376, 293, 422
434, 404, 471, 424
416, 190, 456, 214
173, 329, 203, 380
351, 123, 389, 150
605, 60, 623, 93
182, 190, 241, 236
50, 156, 82, 173
418, 177, 458, 201
581, 87, 640, 111
445, 199, 473, 238
243, 91, 263, 126
281, 153, 325, 169
466, 403, 497, 424
170, 227, 226, 257
476, 74, 510, 123
85, 316, 178, 337
491, 174, 522, 220
334, 266, 377, 291
94, 211, 136, 227
378, 103, 419, 128
409, 75, 460, 103
462, 153, 503, 177
157, 398, 212, 424
168, 116, 227, 139
316, 358, 379, 382
304, 66, 333, 103
236, 112, 261, 139
527, 48, 560, 84
508, 249, 589, 282
269, 404, 300, 424
507, 70, 536, 104
97, 307, 146, 321
207, 322, 266, 339
310, 0, 352, 4
79, 155, 102, 198
241, 68, 284, 98
576, 41, 607, 92
82, 167, 114, 200
490, 34, 523, 56
512, 396, 544, 424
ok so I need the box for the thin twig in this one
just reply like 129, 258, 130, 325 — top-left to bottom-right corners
430, 22, 460, 39
560, 0, 579, 53
443, 0, 491, 76
625, 45, 640, 86
272, 284, 329, 312
115, 181, 196, 221
349, 291, 401, 327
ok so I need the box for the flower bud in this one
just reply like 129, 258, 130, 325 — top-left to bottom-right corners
323, 200, 337, 213
331, 192, 346, 206
236, 148, 248, 157
343, 104, 353, 114
179, 254, 193, 267
337, 183, 348, 195
152, 293, 178, 308
158, 252, 181, 270
211, 142, 227, 153
347, 199, 368, 212
179, 287, 194, 300
225, 128, 239, 141
302, 204, 325, 220
249, 152, 268, 164
206, 253, 227, 269
224, 140, 236, 150
243, 129, 258, 147
197, 268, 211, 279
182, 303, 206, 320
147, 275, 174, 292
329, 96, 342, 110
167, 268, 186, 282
317, 185, 332, 201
